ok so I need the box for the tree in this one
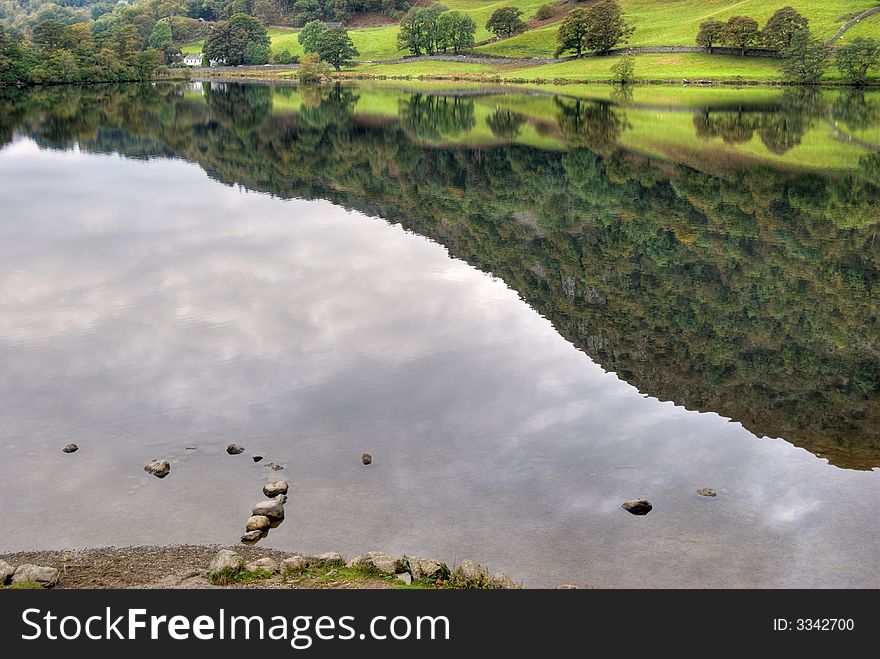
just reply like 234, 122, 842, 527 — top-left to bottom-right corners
780, 29, 830, 84
244, 40, 271, 63
292, 0, 322, 26
315, 26, 358, 70
253, 0, 283, 25
486, 7, 525, 39
584, 0, 633, 54
721, 16, 760, 56
610, 54, 635, 83
204, 12, 270, 65
298, 19, 325, 53
836, 38, 878, 87
696, 19, 724, 53
762, 7, 808, 50
397, 6, 445, 56
32, 19, 69, 50
228, 12, 270, 46
554, 8, 590, 58
148, 21, 173, 51
231, 0, 251, 15
437, 11, 476, 54
134, 48, 162, 79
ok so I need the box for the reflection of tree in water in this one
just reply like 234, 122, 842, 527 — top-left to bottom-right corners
5, 83, 880, 468
693, 110, 758, 144
610, 84, 633, 105
692, 91, 828, 156
399, 94, 475, 141
486, 108, 527, 139
832, 90, 880, 133
298, 84, 360, 129
206, 83, 272, 129
554, 98, 628, 156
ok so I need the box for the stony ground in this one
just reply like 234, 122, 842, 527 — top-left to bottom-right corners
0, 546, 399, 589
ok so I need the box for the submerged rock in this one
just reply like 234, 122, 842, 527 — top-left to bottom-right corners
209, 550, 243, 573
361, 453, 372, 465
0, 559, 15, 584
265, 462, 284, 471
245, 515, 271, 532
12, 564, 59, 587
226, 443, 245, 455
62, 443, 78, 454
252, 455, 263, 462
455, 560, 489, 586
144, 459, 171, 478
252, 498, 285, 520
621, 498, 653, 515
245, 557, 279, 573
262, 481, 289, 498
240, 531, 263, 544
697, 488, 717, 497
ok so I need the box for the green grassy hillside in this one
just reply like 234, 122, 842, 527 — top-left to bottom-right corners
477, 0, 878, 57
181, 0, 880, 82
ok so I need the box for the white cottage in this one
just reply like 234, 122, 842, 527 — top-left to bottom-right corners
183, 54, 203, 67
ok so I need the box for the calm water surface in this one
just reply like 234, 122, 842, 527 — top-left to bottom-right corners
0, 83, 877, 587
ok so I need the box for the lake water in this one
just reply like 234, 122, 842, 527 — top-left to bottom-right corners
0, 82, 877, 587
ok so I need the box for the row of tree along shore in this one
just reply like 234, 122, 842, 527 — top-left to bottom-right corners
1, 1, 878, 86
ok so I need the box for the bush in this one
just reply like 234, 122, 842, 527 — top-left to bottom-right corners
298, 51, 330, 82
244, 41, 271, 65
272, 48, 299, 64
534, 4, 554, 21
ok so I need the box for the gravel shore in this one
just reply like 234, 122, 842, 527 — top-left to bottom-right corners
0, 546, 395, 589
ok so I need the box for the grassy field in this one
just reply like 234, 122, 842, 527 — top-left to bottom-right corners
180, 0, 880, 82
352, 52, 864, 82
836, 11, 880, 43
476, 0, 878, 57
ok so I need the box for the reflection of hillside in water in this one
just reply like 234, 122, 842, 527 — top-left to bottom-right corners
2, 82, 879, 469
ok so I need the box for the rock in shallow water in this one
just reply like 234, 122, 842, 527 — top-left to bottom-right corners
265, 462, 284, 471
697, 488, 717, 497
226, 443, 245, 455
12, 564, 59, 587
262, 481, 288, 498
144, 459, 170, 478
361, 453, 372, 465
62, 443, 78, 454
240, 531, 263, 543
621, 498, 653, 515
246, 515, 271, 532
252, 498, 285, 520
252, 455, 263, 462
